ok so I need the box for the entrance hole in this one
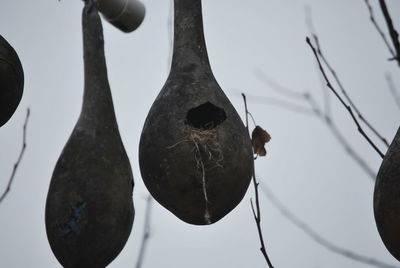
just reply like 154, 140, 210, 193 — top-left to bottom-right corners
185, 102, 227, 130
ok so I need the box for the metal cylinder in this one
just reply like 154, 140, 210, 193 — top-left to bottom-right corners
97, 0, 145, 33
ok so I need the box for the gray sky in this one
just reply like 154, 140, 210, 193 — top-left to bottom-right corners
1, 0, 400, 267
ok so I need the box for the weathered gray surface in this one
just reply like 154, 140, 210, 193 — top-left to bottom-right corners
139, 0, 253, 225
0, 34, 23, 127
374, 126, 400, 262
45, 3, 134, 267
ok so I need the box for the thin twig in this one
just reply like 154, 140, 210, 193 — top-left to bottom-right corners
241, 93, 274, 268
254, 70, 306, 100
253, 73, 376, 179
303, 9, 379, 172
248, 112, 257, 129
242, 94, 250, 133
385, 73, 400, 110
302, 9, 383, 174
305, 94, 376, 179
378, 0, 400, 66
311, 35, 389, 148
306, 37, 385, 158
364, 0, 396, 59
304, 8, 388, 147
0, 108, 30, 204
260, 184, 399, 268
304, 6, 331, 116
135, 195, 153, 268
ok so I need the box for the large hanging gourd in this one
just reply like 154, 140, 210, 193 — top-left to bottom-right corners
139, 0, 253, 225
45, 2, 134, 267
0, 34, 23, 127
374, 127, 400, 261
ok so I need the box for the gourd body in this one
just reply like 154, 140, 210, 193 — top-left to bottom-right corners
139, 0, 252, 225
374, 127, 400, 261
45, 4, 134, 267
0, 34, 23, 127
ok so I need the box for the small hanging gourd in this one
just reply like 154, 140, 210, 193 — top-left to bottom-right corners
0, 34, 24, 127
374, 126, 400, 261
139, 0, 253, 225
45, 2, 134, 267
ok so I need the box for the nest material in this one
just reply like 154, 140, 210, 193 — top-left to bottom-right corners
167, 125, 224, 224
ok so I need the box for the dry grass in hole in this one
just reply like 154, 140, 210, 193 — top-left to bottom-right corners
167, 125, 224, 224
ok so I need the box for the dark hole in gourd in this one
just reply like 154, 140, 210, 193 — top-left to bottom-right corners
185, 102, 227, 130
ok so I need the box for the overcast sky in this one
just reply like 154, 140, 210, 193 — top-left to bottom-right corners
1, 0, 400, 267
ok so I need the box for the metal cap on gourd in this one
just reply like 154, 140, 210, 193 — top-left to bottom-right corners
97, 0, 145, 33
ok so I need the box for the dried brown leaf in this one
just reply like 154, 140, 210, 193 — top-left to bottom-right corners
251, 126, 271, 157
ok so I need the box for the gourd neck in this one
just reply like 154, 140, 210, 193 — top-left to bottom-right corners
81, 4, 116, 126
170, 0, 212, 75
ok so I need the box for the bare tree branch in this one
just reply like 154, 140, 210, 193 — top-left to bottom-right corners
304, 9, 380, 170
135, 195, 153, 268
260, 184, 399, 268
378, 0, 400, 66
385, 73, 400, 110
253, 72, 376, 179
303, 9, 389, 148
304, 5, 332, 116
241, 93, 274, 268
306, 37, 385, 158
303, 8, 382, 175
363, 0, 396, 59
311, 35, 389, 148
305, 94, 376, 180
0, 108, 30, 204
254, 70, 306, 100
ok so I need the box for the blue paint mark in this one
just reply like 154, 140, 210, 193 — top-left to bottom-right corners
58, 202, 87, 236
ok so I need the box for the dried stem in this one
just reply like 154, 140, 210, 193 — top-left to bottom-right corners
242, 93, 250, 133
0, 108, 30, 204
364, 0, 396, 59
378, 0, 400, 66
135, 195, 153, 268
260, 184, 399, 268
306, 37, 385, 158
241, 93, 274, 268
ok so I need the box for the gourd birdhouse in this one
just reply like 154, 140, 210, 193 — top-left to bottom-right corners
0, 34, 24, 127
139, 0, 253, 225
45, 2, 134, 267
